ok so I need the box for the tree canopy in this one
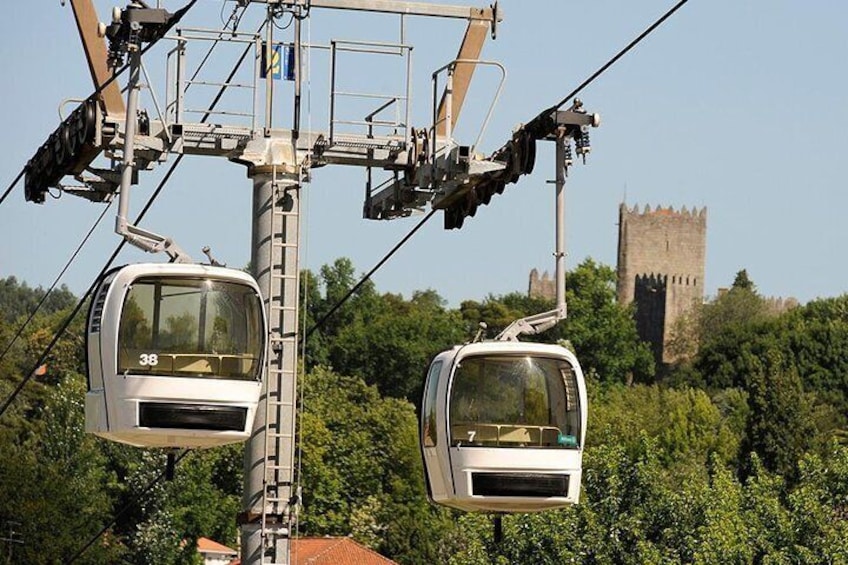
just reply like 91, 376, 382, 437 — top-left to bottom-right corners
2, 263, 848, 564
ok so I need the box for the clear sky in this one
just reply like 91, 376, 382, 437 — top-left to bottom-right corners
1, 0, 847, 307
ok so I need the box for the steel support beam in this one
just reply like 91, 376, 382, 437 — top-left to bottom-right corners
269, 0, 498, 21
70, 0, 126, 116
435, 19, 490, 137
554, 130, 567, 315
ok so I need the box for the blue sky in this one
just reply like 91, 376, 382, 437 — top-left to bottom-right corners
1, 0, 847, 307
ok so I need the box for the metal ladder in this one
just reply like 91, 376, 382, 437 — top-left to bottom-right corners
260, 167, 301, 564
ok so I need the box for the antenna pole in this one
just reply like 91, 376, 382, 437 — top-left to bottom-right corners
293, 11, 302, 139
264, 5, 274, 132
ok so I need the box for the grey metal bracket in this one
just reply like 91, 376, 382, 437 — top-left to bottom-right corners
252, 0, 501, 25
496, 307, 565, 342
494, 102, 600, 342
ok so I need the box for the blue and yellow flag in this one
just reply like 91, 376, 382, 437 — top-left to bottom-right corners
261, 43, 282, 80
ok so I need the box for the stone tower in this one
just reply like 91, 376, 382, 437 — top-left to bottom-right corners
528, 268, 556, 300
616, 203, 707, 364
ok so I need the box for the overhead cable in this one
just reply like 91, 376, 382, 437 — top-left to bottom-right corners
0, 170, 23, 207
302, 208, 438, 342
524, 0, 691, 139
0, 201, 113, 368
553, 0, 689, 110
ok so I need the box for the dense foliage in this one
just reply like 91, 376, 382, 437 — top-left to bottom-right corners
1, 265, 848, 564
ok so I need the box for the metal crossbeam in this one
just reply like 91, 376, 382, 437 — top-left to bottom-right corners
254, 0, 499, 21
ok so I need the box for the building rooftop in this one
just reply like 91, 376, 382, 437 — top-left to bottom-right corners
292, 537, 398, 565
216, 537, 398, 565
197, 537, 238, 556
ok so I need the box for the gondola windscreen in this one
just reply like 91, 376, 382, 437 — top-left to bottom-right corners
449, 355, 580, 448
117, 277, 263, 380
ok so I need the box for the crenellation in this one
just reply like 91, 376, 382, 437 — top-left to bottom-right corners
622, 203, 710, 221
528, 268, 556, 300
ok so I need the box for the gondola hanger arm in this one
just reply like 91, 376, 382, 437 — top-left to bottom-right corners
495, 306, 564, 342
116, 216, 192, 263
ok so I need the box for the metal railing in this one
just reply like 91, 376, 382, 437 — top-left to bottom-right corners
165, 28, 262, 130
328, 38, 412, 148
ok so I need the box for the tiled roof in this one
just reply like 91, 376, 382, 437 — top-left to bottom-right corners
292, 537, 398, 565
197, 537, 238, 555
225, 537, 398, 565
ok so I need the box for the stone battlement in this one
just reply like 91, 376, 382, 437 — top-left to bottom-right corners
622, 203, 707, 220
635, 273, 700, 287
529, 268, 557, 300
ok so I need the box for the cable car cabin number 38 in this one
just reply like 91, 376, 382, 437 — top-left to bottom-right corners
85, 264, 267, 449
421, 342, 587, 513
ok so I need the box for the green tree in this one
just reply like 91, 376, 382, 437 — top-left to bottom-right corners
785, 444, 848, 561
313, 257, 378, 340
693, 455, 753, 564
302, 258, 464, 401
740, 350, 816, 483
563, 259, 655, 384
123, 447, 243, 565
668, 269, 771, 387
590, 384, 740, 471
0, 374, 126, 564
460, 259, 654, 385
781, 295, 848, 413
731, 269, 755, 292
329, 290, 465, 400
297, 366, 450, 563
300, 258, 380, 373
0, 276, 76, 325
442, 436, 702, 564
0, 288, 86, 438
299, 269, 329, 367
739, 454, 793, 562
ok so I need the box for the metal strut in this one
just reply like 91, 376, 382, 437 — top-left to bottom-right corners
495, 126, 575, 342
114, 17, 191, 263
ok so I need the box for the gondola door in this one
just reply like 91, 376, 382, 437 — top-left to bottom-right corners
421, 351, 451, 501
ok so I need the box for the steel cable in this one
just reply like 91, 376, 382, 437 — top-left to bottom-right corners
0, 200, 113, 368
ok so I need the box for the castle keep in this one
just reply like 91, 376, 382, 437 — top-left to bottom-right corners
528, 268, 556, 300
616, 204, 707, 364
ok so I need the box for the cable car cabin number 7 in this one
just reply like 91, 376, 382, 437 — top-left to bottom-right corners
85, 263, 267, 449
421, 341, 587, 513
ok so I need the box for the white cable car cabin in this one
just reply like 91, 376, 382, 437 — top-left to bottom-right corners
85, 263, 266, 448
421, 341, 587, 513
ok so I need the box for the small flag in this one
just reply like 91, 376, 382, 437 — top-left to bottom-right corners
283, 45, 295, 81
261, 42, 282, 80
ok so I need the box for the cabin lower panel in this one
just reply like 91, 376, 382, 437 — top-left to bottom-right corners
433, 447, 582, 512
93, 375, 261, 448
